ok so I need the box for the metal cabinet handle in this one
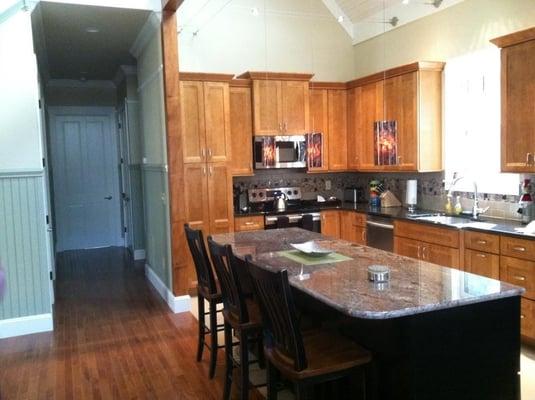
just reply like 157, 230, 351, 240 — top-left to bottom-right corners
422, 246, 428, 260
284, 122, 287, 132
244, 222, 255, 226
513, 275, 526, 281
209, 166, 213, 176
208, 148, 212, 159
362, 230, 366, 242
476, 253, 487, 258
202, 167, 206, 176
201, 148, 206, 159
104, 196, 112, 200
476, 240, 487, 245
527, 153, 532, 166
417, 245, 421, 259
513, 246, 526, 252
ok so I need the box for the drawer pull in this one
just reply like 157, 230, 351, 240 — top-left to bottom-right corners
521, 314, 526, 319
476, 240, 487, 245
244, 222, 255, 226
513, 275, 526, 281
513, 246, 526, 252
476, 253, 487, 258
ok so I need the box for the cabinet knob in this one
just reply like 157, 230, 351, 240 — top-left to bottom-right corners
521, 314, 526, 319
476, 240, 487, 245
476, 253, 487, 258
513, 246, 526, 252
513, 275, 526, 281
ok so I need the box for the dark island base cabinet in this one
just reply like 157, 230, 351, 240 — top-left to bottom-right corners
297, 294, 521, 400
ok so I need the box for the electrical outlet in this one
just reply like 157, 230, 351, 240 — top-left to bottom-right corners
325, 180, 331, 190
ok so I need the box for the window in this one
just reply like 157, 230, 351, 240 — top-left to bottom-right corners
444, 47, 519, 195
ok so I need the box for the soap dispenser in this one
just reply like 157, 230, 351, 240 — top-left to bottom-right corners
445, 194, 453, 214
454, 196, 463, 215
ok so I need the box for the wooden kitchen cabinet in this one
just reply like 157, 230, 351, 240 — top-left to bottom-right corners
521, 298, 535, 340
500, 255, 535, 301
328, 90, 348, 171
321, 210, 341, 239
347, 62, 444, 172
234, 215, 264, 232
183, 163, 210, 233
180, 76, 232, 164
491, 28, 535, 172
309, 88, 329, 172
394, 236, 422, 260
239, 72, 313, 135
395, 220, 459, 248
229, 82, 253, 176
501, 235, 535, 260
465, 249, 500, 280
340, 211, 367, 245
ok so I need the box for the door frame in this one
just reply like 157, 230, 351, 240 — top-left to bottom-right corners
117, 101, 134, 254
47, 106, 124, 252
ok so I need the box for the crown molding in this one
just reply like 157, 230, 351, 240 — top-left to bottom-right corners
237, 72, 314, 81
130, 12, 161, 58
179, 72, 234, 82
491, 26, 535, 48
46, 79, 116, 89
113, 65, 137, 87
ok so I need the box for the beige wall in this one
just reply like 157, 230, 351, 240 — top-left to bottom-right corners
178, 0, 355, 81
352, 0, 535, 77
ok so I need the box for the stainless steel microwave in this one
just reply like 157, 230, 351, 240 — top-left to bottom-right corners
254, 135, 307, 169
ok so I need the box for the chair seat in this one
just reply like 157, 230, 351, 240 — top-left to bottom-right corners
265, 329, 372, 381
198, 284, 222, 301
223, 298, 263, 331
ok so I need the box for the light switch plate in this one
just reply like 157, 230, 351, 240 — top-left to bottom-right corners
325, 180, 331, 190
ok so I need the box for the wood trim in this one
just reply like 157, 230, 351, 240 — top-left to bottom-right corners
179, 72, 235, 82
229, 79, 252, 88
309, 81, 348, 90
491, 26, 535, 48
347, 61, 445, 88
161, 11, 188, 296
162, 0, 183, 12
237, 71, 314, 81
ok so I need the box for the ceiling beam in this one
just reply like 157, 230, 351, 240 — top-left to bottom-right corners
162, 0, 183, 12
321, 0, 354, 40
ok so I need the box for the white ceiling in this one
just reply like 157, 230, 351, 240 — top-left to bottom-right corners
323, 0, 466, 44
33, 2, 151, 80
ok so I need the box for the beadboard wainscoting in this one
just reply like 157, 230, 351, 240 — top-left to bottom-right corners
0, 170, 52, 336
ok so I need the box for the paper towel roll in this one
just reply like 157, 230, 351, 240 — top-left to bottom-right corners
406, 180, 417, 206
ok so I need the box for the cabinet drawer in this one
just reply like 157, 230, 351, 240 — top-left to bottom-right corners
501, 236, 535, 260
395, 221, 459, 248
234, 216, 264, 232
500, 256, 535, 300
353, 212, 367, 227
425, 243, 460, 269
521, 298, 535, 340
464, 249, 500, 280
464, 231, 500, 254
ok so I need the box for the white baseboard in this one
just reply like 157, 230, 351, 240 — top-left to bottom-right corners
145, 263, 190, 314
134, 249, 146, 260
0, 313, 53, 339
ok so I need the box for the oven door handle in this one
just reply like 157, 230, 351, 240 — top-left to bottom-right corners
366, 221, 394, 230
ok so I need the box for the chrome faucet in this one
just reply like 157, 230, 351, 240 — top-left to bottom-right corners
446, 173, 489, 220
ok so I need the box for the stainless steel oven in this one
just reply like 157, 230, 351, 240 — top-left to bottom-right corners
264, 212, 321, 232
254, 135, 307, 169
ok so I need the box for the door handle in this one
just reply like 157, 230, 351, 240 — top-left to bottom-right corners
104, 196, 113, 200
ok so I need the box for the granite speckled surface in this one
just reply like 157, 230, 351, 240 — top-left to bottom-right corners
211, 228, 524, 320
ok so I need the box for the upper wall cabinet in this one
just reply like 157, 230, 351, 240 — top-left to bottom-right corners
491, 27, 535, 173
180, 73, 233, 164
229, 80, 254, 176
238, 72, 313, 135
347, 62, 444, 172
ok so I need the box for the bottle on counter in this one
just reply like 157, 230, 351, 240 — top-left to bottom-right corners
454, 196, 463, 215
518, 178, 534, 224
445, 194, 453, 214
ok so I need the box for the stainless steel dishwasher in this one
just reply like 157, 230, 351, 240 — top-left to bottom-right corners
366, 215, 394, 252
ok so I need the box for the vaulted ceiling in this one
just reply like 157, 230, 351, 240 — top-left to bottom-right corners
322, 0, 465, 44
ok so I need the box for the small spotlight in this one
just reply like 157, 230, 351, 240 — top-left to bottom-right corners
251, 8, 259, 17
402, 0, 410, 4
85, 27, 99, 33
337, 15, 344, 23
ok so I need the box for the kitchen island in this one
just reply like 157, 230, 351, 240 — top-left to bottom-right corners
211, 228, 524, 400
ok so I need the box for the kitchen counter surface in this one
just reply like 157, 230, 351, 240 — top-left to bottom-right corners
210, 228, 524, 320
236, 202, 535, 239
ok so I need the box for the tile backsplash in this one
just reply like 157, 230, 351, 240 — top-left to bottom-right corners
234, 170, 526, 221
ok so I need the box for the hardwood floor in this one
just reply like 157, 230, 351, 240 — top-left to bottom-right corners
0, 247, 225, 400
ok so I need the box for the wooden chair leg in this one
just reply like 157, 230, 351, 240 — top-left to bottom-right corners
295, 382, 310, 400
197, 294, 205, 362
257, 333, 265, 369
266, 360, 278, 400
240, 331, 250, 400
223, 322, 233, 400
208, 299, 218, 379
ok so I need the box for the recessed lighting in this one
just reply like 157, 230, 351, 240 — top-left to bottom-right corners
337, 15, 344, 23
402, 0, 410, 4
251, 8, 259, 17
85, 27, 99, 33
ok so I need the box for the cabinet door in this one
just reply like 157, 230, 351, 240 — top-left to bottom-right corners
347, 87, 361, 170
204, 82, 231, 163
321, 210, 340, 239
281, 81, 309, 134
184, 164, 209, 232
521, 298, 535, 340
500, 256, 535, 300
181, 81, 206, 164
358, 81, 384, 170
207, 163, 234, 234
464, 249, 500, 279
230, 86, 253, 175
309, 89, 329, 172
501, 41, 535, 172
384, 73, 417, 171
340, 211, 367, 244
328, 90, 348, 171
394, 236, 421, 260
423, 243, 460, 269
253, 80, 282, 135
395, 220, 459, 248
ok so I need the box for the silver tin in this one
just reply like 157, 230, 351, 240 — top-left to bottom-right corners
367, 265, 390, 282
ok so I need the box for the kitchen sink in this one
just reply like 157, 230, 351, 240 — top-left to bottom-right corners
414, 215, 470, 226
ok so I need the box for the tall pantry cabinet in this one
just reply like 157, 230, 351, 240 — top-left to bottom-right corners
180, 73, 235, 289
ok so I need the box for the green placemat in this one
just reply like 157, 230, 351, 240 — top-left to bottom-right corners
278, 250, 352, 266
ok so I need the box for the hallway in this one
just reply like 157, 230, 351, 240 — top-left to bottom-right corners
0, 248, 223, 399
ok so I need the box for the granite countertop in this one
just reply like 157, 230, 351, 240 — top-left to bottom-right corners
210, 228, 524, 320
236, 202, 535, 239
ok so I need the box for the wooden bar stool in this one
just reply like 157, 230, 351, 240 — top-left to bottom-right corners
184, 224, 224, 379
207, 237, 265, 400
247, 260, 373, 400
